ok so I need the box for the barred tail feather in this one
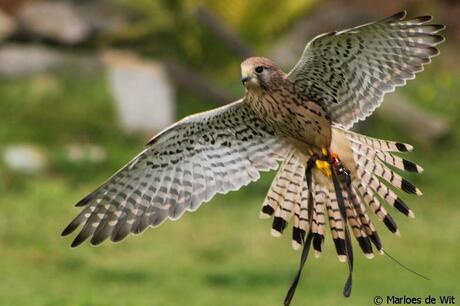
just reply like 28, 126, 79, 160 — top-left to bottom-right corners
341, 129, 413, 152
352, 142, 423, 173
353, 182, 399, 235
261, 151, 304, 236
293, 184, 311, 248
356, 166, 415, 218
344, 188, 374, 258
312, 186, 326, 257
260, 152, 296, 219
261, 129, 422, 261
350, 188, 383, 253
344, 129, 422, 236
291, 194, 303, 250
353, 146, 422, 195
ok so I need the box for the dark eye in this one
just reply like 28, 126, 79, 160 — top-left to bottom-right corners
255, 66, 264, 73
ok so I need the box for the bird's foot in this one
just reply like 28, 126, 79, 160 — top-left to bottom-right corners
314, 148, 351, 185
315, 159, 332, 177
314, 148, 333, 177
329, 151, 351, 186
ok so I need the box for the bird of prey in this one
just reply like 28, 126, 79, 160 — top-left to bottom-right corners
62, 11, 444, 302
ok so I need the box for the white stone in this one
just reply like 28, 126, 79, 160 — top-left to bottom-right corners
3, 145, 46, 174
103, 51, 175, 133
17, 1, 90, 45
0, 44, 64, 77
66, 144, 107, 163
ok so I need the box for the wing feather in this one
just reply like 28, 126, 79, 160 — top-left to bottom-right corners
288, 11, 445, 128
63, 99, 290, 246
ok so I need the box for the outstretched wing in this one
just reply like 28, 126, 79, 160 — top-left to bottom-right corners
288, 11, 445, 129
62, 99, 290, 247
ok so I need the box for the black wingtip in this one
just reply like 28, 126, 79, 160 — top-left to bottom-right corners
401, 179, 418, 195
292, 227, 305, 245
369, 232, 382, 250
436, 24, 447, 32
391, 11, 407, 21
89, 235, 105, 246
61, 223, 77, 237
402, 159, 419, 172
70, 233, 89, 248
427, 46, 441, 56
396, 143, 410, 152
383, 215, 398, 233
422, 24, 446, 35
75, 196, 92, 207
380, 11, 406, 24
272, 217, 287, 234
357, 236, 373, 255
70, 238, 83, 248
111, 229, 130, 244
312, 233, 323, 252
394, 197, 411, 216
415, 15, 433, 23
146, 138, 157, 146
431, 34, 446, 45
333, 238, 346, 256
262, 205, 275, 216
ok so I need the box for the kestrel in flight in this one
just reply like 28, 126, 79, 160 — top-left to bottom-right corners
62, 11, 444, 303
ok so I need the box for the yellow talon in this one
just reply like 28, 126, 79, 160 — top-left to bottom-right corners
312, 147, 332, 177
315, 159, 332, 177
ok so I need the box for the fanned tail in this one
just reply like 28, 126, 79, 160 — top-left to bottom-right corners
260, 127, 423, 260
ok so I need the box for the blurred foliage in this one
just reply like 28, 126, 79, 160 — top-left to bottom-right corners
0, 71, 142, 189
112, 0, 313, 71
192, 0, 314, 43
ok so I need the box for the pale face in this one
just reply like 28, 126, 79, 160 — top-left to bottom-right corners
241, 63, 266, 89
241, 57, 282, 91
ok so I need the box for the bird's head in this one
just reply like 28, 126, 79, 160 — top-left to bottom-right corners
241, 57, 284, 92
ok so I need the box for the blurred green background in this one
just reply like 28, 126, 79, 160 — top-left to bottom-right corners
1, 0, 459, 305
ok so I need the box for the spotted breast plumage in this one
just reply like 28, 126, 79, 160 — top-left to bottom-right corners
62, 11, 444, 302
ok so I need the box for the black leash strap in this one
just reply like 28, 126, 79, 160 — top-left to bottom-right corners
283, 155, 317, 306
331, 167, 354, 297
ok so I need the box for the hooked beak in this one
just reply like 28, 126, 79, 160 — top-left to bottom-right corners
241, 76, 251, 85
241, 68, 257, 87
241, 64, 261, 88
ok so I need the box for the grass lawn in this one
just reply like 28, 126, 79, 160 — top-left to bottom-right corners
0, 65, 459, 305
